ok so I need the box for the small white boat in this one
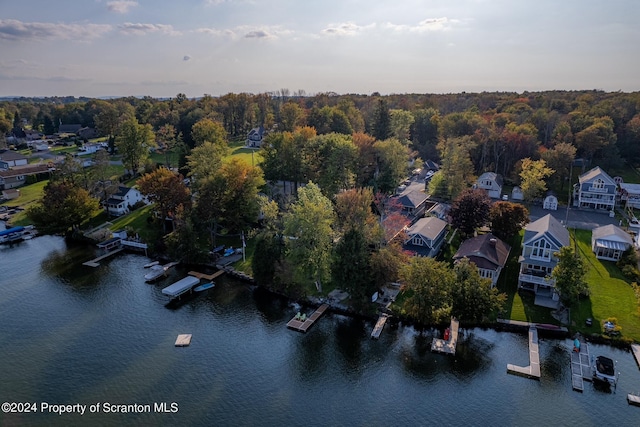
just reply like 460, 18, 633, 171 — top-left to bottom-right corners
144, 261, 160, 268
193, 282, 215, 292
144, 264, 167, 282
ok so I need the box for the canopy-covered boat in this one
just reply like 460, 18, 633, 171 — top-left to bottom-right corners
593, 355, 617, 387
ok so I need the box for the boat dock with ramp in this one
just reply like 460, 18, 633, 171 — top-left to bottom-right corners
431, 317, 459, 355
287, 303, 329, 333
570, 336, 592, 392
631, 344, 640, 369
82, 247, 124, 267
371, 314, 389, 339
188, 270, 225, 281
507, 326, 540, 380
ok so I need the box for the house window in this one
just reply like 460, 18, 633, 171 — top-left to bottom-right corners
531, 239, 552, 260
411, 235, 423, 246
592, 179, 604, 190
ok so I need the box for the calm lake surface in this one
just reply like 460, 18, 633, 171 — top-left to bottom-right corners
1, 235, 639, 426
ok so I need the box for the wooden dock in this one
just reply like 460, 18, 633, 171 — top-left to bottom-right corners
431, 317, 459, 355
570, 337, 592, 392
371, 314, 389, 339
628, 394, 640, 407
631, 344, 640, 369
507, 326, 541, 380
82, 247, 124, 267
188, 270, 225, 281
287, 304, 329, 333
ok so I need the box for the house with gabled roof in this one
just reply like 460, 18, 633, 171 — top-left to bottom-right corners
618, 182, 640, 209
403, 216, 448, 258
394, 190, 429, 217
476, 172, 503, 199
518, 214, 570, 298
573, 166, 616, 211
591, 224, 634, 261
105, 186, 145, 216
0, 150, 28, 169
453, 233, 511, 288
58, 124, 82, 134
0, 164, 51, 190
246, 126, 265, 147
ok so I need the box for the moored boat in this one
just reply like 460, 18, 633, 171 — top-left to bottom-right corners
593, 355, 618, 387
193, 282, 215, 292
144, 264, 167, 282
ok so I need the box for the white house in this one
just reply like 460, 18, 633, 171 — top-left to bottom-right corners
246, 126, 265, 147
403, 217, 448, 258
0, 150, 28, 168
105, 186, 145, 216
518, 214, 570, 298
591, 224, 634, 261
543, 193, 558, 211
453, 233, 511, 288
476, 172, 503, 199
574, 166, 616, 211
618, 183, 640, 209
511, 186, 524, 201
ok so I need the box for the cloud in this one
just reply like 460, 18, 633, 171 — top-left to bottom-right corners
244, 30, 271, 39
183, 55, 191, 61
118, 23, 181, 36
195, 27, 235, 37
106, 1, 138, 14
321, 22, 375, 36
384, 17, 460, 33
196, 25, 291, 40
0, 19, 112, 41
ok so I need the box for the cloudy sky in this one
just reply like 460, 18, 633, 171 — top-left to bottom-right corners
0, 0, 638, 97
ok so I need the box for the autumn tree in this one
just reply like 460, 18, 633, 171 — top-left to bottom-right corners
552, 246, 589, 305
280, 102, 305, 132
137, 167, 191, 232
450, 258, 506, 323
369, 242, 409, 288
449, 188, 491, 238
186, 141, 229, 187
283, 182, 335, 288
574, 116, 616, 161
334, 188, 382, 243
400, 257, 455, 325
156, 123, 178, 168
353, 132, 377, 187
116, 117, 155, 176
27, 181, 99, 234
191, 117, 227, 147
519, 158, 554, 202
489, 201, 530, 241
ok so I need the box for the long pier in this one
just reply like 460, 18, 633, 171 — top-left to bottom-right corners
631, 344, 640, 369
371, 314, 389, 339
82, 248, 124, 267
431, 317, 459, 355
188, 270, 225, 281
570, 337, 592, 392
507, 326, 541, 380
287, 304, 329, 333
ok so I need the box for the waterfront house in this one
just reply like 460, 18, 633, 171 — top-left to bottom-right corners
543, 192, 558, 211
0, 164, 51, 190
591, 224, 634, 261
453, 233, 511, 288
618, 183, 640, 209
476, 172, 503, 199
573, 166, 616, 211
518, 214, 570, 298
403, 216, 448, 258
105, 186, 144, 216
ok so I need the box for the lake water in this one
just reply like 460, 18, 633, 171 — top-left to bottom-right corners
1, 235, 639, 426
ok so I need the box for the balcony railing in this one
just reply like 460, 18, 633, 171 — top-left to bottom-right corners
586, 186, 609, 193
519, 273, 555, 286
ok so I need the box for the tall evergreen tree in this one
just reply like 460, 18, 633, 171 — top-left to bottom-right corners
372, 99, 392, 141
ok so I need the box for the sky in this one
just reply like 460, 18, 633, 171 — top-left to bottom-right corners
0, 0, 639, 98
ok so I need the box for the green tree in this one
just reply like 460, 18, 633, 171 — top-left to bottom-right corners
332, 229, 374, 308
116, 118, 155, 176
489, 201, 530, 241
574, 116, 616, 161
280, 102, 305, 132
400, 257, 455, 325
451, 258, 506, 323
335, 188, 382, 243
449, 188, 491, 238
309, 133, 358, 197
390, 109, 414, 144
369, 242, 409, 288
552, 246, 589, 305
372, 99, 392, 141
437, 136, 475, 199
186, 141, 229, 187
191, 117, 228, 147
137, 168, 191, 232
519, 158, 554, 202
283, 182, 335, 288
27, 181, 99, 234
374, 138, 408, 194
541, 142, 576, 189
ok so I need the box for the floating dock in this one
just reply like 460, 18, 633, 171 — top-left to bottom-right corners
287, 304, 329, 333
371, 314, 389, 339
570, 337, 592, 392
631, 344, 640, 369
189, 270, 225, 281
431, 317, 459, 355
507, 326, 541, 380
628, 394, 640, 407
175, 334, 192, 347
82, 247, 124, 267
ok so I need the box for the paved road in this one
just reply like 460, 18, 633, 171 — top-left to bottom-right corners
527, 204, 618, 230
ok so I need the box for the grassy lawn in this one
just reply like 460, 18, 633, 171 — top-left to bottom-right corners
496, 231, 559, 324
225, 141, 262, 166
1, 180, 49, 226
571, 229, 640, 341
106, 205, 160, 243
